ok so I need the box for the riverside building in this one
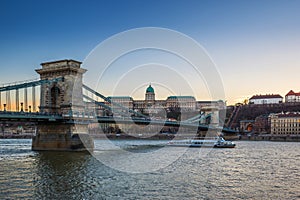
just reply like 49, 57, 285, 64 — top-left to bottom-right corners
270, 112, 300, 135
249, 94, 283, 104
285, 90, 300, 103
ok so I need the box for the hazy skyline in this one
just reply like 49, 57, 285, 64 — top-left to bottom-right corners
1, 0, 300, 105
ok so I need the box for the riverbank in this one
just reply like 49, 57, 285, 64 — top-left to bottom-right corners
1, 133, 300, 142
0, 134, 33, 139
239, 134, 300, 142
91, 133, 175, 140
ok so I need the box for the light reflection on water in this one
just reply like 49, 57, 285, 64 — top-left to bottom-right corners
0, 139, 300, 199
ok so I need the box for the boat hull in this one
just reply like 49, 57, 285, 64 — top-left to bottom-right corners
167, 137, 236, 148
213, 144, 236, 148
167, 144, 236, 148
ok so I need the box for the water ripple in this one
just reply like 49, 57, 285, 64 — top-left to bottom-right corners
0, 139, 300, 199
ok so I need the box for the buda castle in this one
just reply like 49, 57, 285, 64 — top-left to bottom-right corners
96, 84, 225, 116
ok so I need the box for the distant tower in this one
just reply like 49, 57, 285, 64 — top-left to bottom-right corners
144, 84, 155, 115
145, 84, 155, 102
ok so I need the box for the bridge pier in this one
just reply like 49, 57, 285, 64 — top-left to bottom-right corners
33, 59, 94, 151
32, 122, 93, 151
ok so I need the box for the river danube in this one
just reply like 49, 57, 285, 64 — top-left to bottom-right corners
0, 139, 299, 199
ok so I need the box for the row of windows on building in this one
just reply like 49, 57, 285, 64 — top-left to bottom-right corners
239, 112, 300, 135
272, 128, 300, 133
270, 113, 300, 135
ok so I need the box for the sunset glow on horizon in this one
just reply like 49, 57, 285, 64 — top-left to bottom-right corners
1, 0, 300, 105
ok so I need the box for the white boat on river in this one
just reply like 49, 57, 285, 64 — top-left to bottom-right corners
167, 137, 236, 148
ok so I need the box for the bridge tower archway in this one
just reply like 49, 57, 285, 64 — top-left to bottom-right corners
50, 85, 61, 113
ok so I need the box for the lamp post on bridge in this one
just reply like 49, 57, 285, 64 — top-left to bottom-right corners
1, 124, 4, 137
20, 102, 24, 112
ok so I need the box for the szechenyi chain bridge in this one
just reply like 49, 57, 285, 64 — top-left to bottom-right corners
0, 59, 235, 151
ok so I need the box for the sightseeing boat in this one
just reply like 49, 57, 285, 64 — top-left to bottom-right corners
167, 137, 236, 148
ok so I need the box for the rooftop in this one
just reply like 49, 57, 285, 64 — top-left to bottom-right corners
250, 94, 283, 100
286, 90, 300, 96
146, 84, 154, 93
277, 112, 300, 118
40, 59, 82, 69
167, 96, 196, 99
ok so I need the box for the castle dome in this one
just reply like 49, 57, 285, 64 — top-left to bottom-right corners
146, 84, 154, 93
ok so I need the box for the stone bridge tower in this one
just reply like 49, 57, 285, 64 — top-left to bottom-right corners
36, 59, 86, 114
32, 59, 94, 151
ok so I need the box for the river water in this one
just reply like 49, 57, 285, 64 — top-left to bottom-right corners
0, 139, 299, 199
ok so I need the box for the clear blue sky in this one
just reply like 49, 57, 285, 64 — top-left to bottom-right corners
1, 0, 300, 105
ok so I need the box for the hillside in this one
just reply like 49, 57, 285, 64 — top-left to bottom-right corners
226, 102, 300, 128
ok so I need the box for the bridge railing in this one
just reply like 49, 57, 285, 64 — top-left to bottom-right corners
0, 78, 39, 88
0, 77, 64, 113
